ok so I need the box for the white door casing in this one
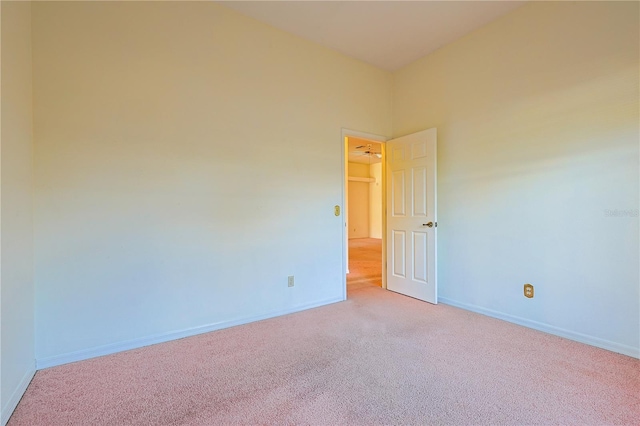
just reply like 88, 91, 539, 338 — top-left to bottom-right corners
386, 128, 437, 303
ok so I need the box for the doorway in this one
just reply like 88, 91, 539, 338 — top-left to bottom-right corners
343, 132, 386, 295
341, 128, 438, 303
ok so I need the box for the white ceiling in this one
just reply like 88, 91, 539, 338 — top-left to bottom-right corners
218, 1, 525, 71
348, 137, 382, 165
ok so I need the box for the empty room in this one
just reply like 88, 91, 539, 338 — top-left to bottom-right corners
1, 1, 638, 425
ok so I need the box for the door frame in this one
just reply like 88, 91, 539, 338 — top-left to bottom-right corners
341, 128, 388, 300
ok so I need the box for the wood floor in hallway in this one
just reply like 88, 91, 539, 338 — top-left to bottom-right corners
347, 238, 382, 291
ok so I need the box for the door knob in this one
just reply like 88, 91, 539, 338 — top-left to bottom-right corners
423, 222, 434, 228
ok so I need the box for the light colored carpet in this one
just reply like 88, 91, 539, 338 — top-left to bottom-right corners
9, 288, 640, 424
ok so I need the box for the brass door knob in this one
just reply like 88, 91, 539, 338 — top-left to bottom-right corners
423, 222, 434, 228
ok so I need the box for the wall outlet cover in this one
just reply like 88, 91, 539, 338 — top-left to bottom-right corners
524, 283, 534, 298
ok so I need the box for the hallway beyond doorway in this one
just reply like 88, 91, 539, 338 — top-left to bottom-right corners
347, 238, 382, 292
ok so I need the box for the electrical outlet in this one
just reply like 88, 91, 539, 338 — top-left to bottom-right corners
524, 283, 534, 298
288, 276, 294, 287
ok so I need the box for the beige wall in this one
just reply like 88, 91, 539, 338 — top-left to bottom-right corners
32, 2, 392, 364
348, 162, 370, 239
346, 161, 382, 240
369, 162, 382, 239
348, 162, 370, 178
4, 0, 636, 385
1, 1, 36, 421
348, 181, 369, 239
393, 1, 639, 356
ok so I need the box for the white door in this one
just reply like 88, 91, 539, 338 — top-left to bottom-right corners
386, 128, 437, 303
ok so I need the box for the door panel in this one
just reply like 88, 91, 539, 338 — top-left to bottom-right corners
412, 231, 428, 283
412, 167, 427, 217
392, 230, 406, 278
386, 128, 437, 304
392, 146, 404, 162
392, 170, 405, 216
412, 140, 428, 159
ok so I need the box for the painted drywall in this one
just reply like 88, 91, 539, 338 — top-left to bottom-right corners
348, 181, 369, 239
348, 162, 370, 179
369, 162, 382, 239
32, 2, 392, 363
393, 1, 639, 356
1, 1, 36, 423
348, 162, 370, 239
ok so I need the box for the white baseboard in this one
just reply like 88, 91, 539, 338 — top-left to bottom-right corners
1, 363, 36, 426
439, 297, 640, 359
36, 297, 344, 370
